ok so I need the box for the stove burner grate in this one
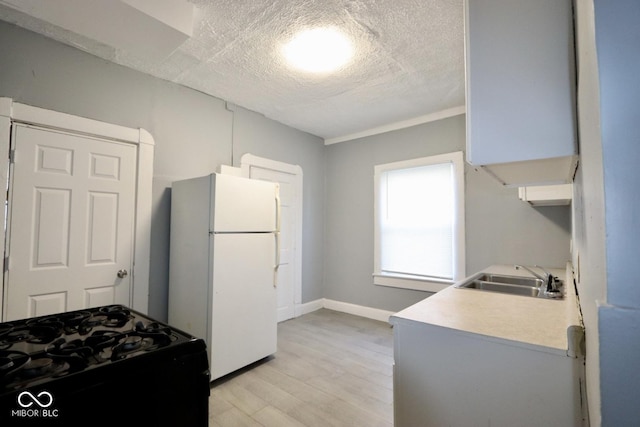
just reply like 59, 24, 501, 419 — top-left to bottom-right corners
109, 323, 175, 361
1, 305, 191, 394
0, 324, 12, 339
0, 323, 63, 346
21, 357, 70, 379
77, 305, 133, 334
0, 350, 30, 382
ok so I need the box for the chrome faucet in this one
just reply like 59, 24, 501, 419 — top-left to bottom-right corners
514, 265, 547, 282
534, 265, 555, 281
515, 264, 562, 295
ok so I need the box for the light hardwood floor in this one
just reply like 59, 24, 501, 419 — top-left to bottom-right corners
208, 309, 394, 427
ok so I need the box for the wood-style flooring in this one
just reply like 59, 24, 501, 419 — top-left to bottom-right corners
208, 309, 394, 427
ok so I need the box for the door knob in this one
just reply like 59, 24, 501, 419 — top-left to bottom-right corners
117, 269, 128, 278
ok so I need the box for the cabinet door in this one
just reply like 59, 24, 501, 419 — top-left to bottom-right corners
393, 321, 582, 427
465, 0, 576, 166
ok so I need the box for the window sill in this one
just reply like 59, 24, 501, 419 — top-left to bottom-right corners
373, 273, 453, 293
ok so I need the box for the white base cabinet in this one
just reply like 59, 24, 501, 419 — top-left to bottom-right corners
391, 319, 586, 427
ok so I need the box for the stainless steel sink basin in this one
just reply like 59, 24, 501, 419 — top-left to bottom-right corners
455, 272, 563, 299
459, 279, 541, 297
474, 273, 543, 288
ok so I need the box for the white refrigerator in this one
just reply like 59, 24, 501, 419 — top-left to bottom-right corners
168, 173, 280, 381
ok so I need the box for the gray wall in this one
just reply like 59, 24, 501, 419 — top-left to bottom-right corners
596, 0, 640, 419
0, 19, 573, 325
6, 4, 638, 424
573, 1, 640, 425
324, 114, 572, 312
0, 20, 325, 320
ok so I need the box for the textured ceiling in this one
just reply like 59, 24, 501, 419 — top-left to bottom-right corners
0, 0, 465, 142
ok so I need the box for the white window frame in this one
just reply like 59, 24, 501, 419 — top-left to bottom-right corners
373, 151, 465, 292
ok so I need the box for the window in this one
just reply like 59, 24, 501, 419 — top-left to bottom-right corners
374, 152, 465, 292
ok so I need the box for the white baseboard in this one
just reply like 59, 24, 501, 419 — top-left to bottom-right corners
296, 298, 394, 323
296, 299, 324, 316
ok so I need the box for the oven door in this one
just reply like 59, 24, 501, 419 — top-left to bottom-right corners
1, 339, 209, 426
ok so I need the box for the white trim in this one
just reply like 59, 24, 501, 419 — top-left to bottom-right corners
296, 298, 395, 323
373, 151, 466, 290
324, 105, 466, 145
10, 102, 142, 144
240, 153, 304, 320
323, 299, 395, 323
241, 153, 303, 176
373, 274, 451, 293
131, 132, 155, 312
0, 98, 154, 316
297, 299, 324, 317
0, 97, 13, 117
0, 99, 12, 322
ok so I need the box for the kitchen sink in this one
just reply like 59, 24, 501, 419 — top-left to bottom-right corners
459, 280, 541, 297
473, 273, 543, 288
455, 272, 563, 299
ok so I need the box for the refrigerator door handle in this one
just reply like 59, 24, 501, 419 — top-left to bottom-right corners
275, 190, 281, 233
275, 231, 281, 268
274, 188, 281, 288
274, 231, 280, 288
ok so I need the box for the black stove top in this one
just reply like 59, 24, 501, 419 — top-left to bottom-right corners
0, 305, 188, 391
1, 305, 210, 425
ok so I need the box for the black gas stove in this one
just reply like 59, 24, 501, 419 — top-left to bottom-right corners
0, 305, 209, 426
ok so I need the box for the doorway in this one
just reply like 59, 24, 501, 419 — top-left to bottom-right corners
240, 154, 302, 322
0, 99, 154, 321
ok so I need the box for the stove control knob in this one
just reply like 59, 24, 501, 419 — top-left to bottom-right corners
117, 269, 128, 279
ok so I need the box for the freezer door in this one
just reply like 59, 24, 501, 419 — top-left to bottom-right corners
209, 233, 277, 380
211, 173, 278, 232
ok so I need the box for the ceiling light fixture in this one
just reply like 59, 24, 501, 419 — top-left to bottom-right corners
282, 27, 354, 74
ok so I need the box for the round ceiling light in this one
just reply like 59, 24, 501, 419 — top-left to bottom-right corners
282, 27, 354, 74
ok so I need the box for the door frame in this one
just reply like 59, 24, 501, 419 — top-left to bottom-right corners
0, 98, 155, 319
240, 153, 303, 319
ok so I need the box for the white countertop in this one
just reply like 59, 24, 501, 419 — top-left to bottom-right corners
390, 264, 583, 355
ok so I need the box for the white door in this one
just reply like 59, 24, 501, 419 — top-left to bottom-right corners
244, 163, 300, 322
4, 124, 137, 321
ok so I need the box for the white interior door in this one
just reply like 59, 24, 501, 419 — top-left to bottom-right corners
4, 124, 137, 321
243, 159, 301, 323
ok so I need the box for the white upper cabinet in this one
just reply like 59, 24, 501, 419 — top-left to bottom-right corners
464, 0, 578, 187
